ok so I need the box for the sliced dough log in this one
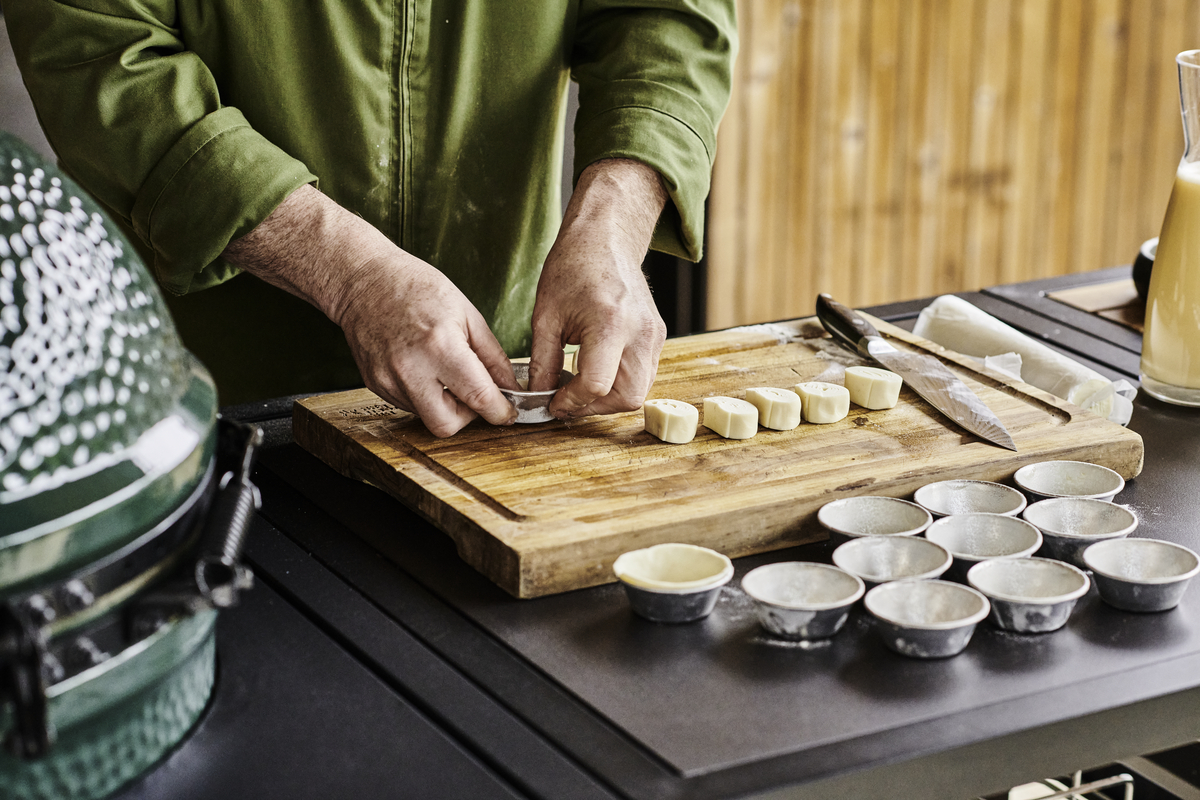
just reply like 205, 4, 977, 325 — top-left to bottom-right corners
745, 387, 802, 430
844, 366, 902, 410
794, 382, 850, 423
703, 396, 759, 439
643, 399, 699, 444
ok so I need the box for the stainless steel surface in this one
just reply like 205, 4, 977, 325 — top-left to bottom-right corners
1023, 497, 1139, 568
925, 513, 1042, 583
1083, 538, 1200, 612
612, 543, 734, 623
740, 562, 864, 640
966, 557, 1090, 633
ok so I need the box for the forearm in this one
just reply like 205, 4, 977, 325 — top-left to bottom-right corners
222, 184, 519, 435
222, 184, 397, 327
563, 158, 669, 260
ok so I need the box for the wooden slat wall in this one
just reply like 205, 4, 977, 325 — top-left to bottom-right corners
707, 0, 1200, 328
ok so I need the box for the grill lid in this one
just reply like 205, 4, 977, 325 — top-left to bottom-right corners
0, 132, 217, 595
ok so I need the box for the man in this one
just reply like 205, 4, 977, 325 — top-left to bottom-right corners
4, 2, 736, 436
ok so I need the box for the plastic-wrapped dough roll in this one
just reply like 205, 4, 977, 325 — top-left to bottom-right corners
912, 295, 1135, 425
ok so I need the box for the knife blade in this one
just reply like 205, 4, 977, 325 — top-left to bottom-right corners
816, 293, 1017, 451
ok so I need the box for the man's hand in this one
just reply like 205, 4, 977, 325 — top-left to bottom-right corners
527, 159, 669, 418
223, 185, 519, 437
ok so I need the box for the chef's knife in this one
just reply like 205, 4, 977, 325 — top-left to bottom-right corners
816, 293, 1017, 451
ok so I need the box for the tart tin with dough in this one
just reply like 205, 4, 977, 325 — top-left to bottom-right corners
612, 543, 734, 623
500, 362, 574, 423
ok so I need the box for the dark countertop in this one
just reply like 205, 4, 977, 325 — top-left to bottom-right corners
114, 269, 1200, 800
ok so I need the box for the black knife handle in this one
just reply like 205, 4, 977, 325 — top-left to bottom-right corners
816, 293, 879, 355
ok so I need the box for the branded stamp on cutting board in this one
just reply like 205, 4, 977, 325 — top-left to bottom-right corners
294, 315, 1143, 598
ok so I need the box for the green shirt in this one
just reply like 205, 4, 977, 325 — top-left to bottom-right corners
4, 0, 736, 404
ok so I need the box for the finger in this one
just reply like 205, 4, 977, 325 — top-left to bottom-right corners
466, 312, 522, 391
405, 376, 480, 438
527, 313, 566, 392
550, 333, 624, 418
437, 343, 520, 428
570, 349, 660, 417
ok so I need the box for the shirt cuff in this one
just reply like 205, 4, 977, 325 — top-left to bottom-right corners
131, 106, 317, 295
573, 79, 717, 262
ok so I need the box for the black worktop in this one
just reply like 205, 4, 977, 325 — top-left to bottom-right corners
113, 269, 1200, 800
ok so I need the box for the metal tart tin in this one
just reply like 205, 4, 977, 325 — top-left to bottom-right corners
914, 479, 1027, 518
864, 579, 990, 659
499, 362, 574, 423
925, 513, 1042, 583
1083, 538, 1200, 612
817, 496, 932, 547
832, 535, 952, 588
967, 557, 1090, 632
741, 562, 864, 639
1014, 460, 1125, 502
1022, 497, 1138, 568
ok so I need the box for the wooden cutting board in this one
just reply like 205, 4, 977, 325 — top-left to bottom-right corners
293, 315, 1144, 598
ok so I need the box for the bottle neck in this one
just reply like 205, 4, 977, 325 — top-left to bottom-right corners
1178, 51, 1200, 164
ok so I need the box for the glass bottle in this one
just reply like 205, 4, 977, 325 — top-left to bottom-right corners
1141, 50, 1200, 406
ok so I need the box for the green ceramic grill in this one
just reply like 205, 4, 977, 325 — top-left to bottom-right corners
0, 132, 259, 799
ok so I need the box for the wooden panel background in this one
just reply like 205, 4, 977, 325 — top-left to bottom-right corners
707, 0, 1200, 328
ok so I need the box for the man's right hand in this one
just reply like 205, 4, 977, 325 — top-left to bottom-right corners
223, 184, 519, 437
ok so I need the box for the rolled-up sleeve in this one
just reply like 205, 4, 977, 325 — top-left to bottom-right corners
571, 0, 737, 262
3, 0, 315, 294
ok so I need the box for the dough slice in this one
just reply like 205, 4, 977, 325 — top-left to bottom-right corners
643, 399, 699, 444
702, 397, 759, 439
844, 366, 903, 409
794, 382, 850, 424
745, 387, 802, 430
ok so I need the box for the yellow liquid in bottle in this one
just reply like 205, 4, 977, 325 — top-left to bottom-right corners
1141, 160, 1200, 401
